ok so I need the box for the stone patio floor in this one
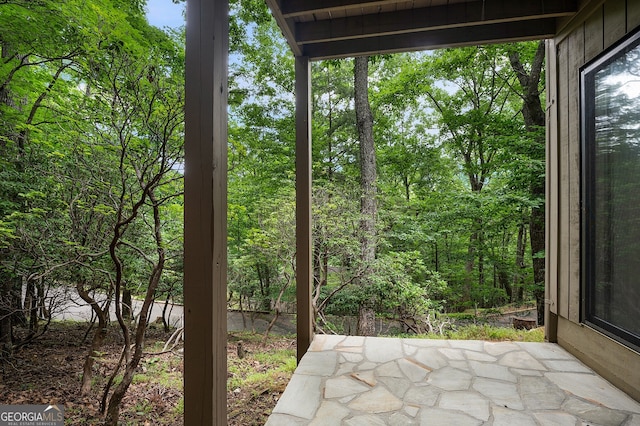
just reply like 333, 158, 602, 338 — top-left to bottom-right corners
265, 335, 640, 425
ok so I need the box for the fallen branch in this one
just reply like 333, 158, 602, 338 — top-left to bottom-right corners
162, 326, 184, 352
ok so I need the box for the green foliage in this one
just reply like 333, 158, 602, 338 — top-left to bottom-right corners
173, 397, 184, 415
400, 323, 544, 341
227, 334, 296, 391
370, 251, 448, 317
132, 356, 182, 389
445, 324, 544, 342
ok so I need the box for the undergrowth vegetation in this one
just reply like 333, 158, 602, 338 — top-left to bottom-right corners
408, 325, 545, 342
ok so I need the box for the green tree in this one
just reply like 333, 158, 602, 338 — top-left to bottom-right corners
354, 56, 378, 335
504, 41, 546, 324
78, 25, 185, 425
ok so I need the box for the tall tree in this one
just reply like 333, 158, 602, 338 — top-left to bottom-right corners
354, 56, 377, 335
507, 41, 546, 324
425, 47, 519, 304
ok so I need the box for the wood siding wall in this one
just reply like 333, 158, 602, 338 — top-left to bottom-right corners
547, 0, 640, 402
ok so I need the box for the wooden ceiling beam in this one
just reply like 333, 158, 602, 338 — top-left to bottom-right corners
296, 0, 577, 44
265, 0, 302, 56
295, 0, 577, 44
302, 19, 558, 60
267, 0, 578, 61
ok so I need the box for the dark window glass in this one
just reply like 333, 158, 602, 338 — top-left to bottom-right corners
582, 29, 640, 350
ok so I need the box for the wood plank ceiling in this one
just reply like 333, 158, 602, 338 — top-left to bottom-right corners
265, 0, 579, 60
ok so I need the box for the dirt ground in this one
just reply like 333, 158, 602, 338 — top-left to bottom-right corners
0, 322, 295, 425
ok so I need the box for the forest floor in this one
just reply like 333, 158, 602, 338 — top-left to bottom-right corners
0, 313, 542, 425
0, 321, 296, 425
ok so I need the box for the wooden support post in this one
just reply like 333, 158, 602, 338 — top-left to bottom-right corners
184, 0, 228, 423
295, 56, 313, 363
545, 38, 559, 343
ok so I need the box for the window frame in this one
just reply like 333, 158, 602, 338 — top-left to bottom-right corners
580, 27, 640, 352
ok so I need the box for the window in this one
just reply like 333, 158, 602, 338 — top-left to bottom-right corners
582, 28, 640, 350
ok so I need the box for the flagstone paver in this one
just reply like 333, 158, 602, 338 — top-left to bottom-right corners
397, 358, 431, 382
265, 336, 640, 425
519, 376, 566, 410
439, 391, 490, 421
562, 397, 630, 425
310, 401, 350, 425
472, 378, 523, 410
491, 406, 536, 426
427, 366, 472, 390
348, 386, 403, 413
324, 376, 369, 398
468, 360, 517, 382
531, 411, 578, 426
547, 372, 640, 412
403, 384, 440, 407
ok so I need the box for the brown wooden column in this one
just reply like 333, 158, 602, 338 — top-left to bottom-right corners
184, 0, 228, 423
545, 38, 559, 343
295, 56, 313, 362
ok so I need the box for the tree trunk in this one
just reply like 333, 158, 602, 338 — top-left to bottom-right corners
357, 304, 376, 336
508, 41, 546, 325
497, 262, 512, 300
104, 191, 166, 425
530, 197, 545, 324
11, 278, 25, 327
514, 221, 527, 303
433, 241, 439, 272
477, 229, 485, 289
122, 287, 132, 322
161, 290, 173, 332
26, 278, 38, 335
464, 232, 477, 303
80, 313, 108, 395
37, 278, 48, 320
78, 282, 110, 395
257, 263, 272, 311
354, 56, 377, 336
0, 273, 13, 357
